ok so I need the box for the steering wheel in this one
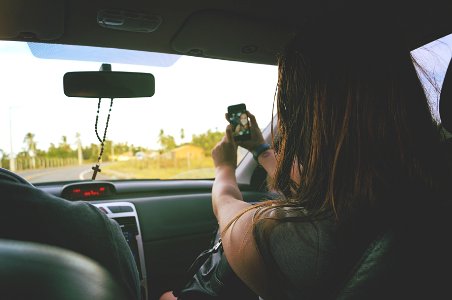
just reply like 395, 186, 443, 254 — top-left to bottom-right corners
0, 168, 33, 186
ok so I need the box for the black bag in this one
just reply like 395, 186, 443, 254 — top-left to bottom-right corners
173, 229, 259, 300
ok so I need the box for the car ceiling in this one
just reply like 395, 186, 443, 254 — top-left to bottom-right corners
0, 0, 452, 65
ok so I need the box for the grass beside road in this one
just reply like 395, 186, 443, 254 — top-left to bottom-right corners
102, 157, 215, 180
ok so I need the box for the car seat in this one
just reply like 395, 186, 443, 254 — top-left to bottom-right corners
0, 239, 125, 299
0, 167, 32, 185
335, 57, 452, 300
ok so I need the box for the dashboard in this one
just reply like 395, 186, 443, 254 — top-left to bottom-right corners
36, 179, 269, 299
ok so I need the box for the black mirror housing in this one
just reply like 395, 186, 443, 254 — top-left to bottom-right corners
63, 71, 155, 98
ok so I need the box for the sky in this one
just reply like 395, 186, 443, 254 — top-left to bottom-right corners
0, 41, 278, 157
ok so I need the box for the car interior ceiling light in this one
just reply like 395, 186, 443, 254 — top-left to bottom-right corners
97, 9, 163, 33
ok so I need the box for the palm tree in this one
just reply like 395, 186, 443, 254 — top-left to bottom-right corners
0, 149, 4, 168
76, 133, 83, 165
24, 133, 36, 153
180, 128, 185, 143
23, 132, 36, 168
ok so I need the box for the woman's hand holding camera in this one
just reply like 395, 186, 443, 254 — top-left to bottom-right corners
226, 111, 265, 152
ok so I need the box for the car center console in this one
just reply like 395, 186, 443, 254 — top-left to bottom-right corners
92, 202, 148, 299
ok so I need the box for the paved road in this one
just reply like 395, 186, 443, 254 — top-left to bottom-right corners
16, 164, 117, 183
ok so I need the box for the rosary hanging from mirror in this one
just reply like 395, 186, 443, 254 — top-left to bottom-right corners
91, 97, 114, 180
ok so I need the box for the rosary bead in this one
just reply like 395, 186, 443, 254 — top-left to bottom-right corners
92, 98, 114, 180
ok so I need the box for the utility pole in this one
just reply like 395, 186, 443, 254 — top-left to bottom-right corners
9, 107, 16, 172
76, 132, 83, 165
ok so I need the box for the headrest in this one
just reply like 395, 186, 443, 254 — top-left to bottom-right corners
439, 59, 452, 132
0, 239, 125, 299
0, 167, 32, 185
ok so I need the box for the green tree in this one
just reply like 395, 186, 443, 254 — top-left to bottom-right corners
57, 135, 74, 158
82, 143, 100, 161
23, 132, 37, 157
158, 129, 176, 152
16, 151, 29, 159
180, 128, 185, 142
47, 143, 58, 157
192, 129, 224, 155
22, 132, 38, 168
103, 140, 112, 161
114, 142, 131, 155
131, 145, 146, 155
0, 149, 4, 168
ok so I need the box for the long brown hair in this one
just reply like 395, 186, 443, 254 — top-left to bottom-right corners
246, 19, 451, 300
269, 24, 448, 222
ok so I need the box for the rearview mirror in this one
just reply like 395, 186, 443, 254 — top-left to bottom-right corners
63, 71, 155, 98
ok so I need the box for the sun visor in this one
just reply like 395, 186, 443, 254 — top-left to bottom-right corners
0, 0, 64, 40
27, 43, 181, 67
171, 11, 293, 65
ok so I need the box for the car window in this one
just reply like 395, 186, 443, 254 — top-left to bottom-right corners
0, 41, 277, 183
411, 33, 452, 122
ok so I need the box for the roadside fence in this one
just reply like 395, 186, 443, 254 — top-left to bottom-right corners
1, 158, 79, 171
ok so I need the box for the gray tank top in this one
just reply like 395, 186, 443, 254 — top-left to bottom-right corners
254, 209, 371, 300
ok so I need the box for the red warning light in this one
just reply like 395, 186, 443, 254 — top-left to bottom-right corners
83, 190, 100, 197
62, 183, 115, 200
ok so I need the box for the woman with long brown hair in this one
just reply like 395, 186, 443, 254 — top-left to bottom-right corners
210, 21, 450, 300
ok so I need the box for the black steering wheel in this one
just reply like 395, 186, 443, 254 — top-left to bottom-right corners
0, 168, 33, 186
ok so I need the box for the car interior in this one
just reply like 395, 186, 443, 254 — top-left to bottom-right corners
1, 0, 452, 299
0, 239, 126, 300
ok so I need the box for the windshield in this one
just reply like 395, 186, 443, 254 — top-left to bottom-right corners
0, 41, 277, 183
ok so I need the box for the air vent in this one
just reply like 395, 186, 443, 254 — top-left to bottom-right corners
115, 216, 138, 231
